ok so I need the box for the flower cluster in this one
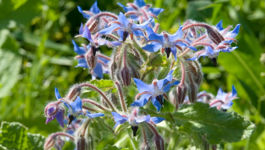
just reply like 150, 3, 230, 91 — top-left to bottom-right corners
44, 0, 241, 149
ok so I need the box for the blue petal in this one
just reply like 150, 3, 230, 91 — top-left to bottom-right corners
232, 24, 240, 35
72, 40, 86, 55
151, 97, 161, 111
131, 94, 151, 107
157, 70, 173, 89
77, 6, 90, 19
134, 0, 146, 7
216, 20, 223, 31
118, 12, 129, 27
135, 115, 150, 124
90, 1, 100, 14
55, 88, 62, 100
93, 63, 103, 78
217, 88, 224, 96
232, 85, 237, 97
150, 117, 164, 124
148, 31, 164, 44
133, 78, 153, 93
55, 109, 65, 127
82, 27, 93, 42
76, 58, 89, 68
142, 43, 162, 52
111, 112, 128, 128
70, 97, 83, 113
149, 8, 164, 16
79, 23, 84, 35
169, 26, 183, 42
171, 47, 177, 60
163, 81, 179, 93
86, 112, 104, 118
99, 24, 119, 34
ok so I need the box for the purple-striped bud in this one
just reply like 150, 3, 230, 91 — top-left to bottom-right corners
154, 134, 164, 150
205, 26, 224, 45
120, 66, 131, 86
76, 136, 88, 150
85, 48, 97, 69
169, 84, 187, 109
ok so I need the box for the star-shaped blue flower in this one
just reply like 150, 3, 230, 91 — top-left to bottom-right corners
131, 70, 179, 111
143, 26, 196, 60
77, 1, 100, 19
111, 108, 164, 129
99, 12, 149, 41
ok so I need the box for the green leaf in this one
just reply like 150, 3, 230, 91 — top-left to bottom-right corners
145, 102, 255, 144
0, 121, 45, 150
0, 32, 21, 97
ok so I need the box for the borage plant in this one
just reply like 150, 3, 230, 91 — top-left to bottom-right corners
43, 0, 254, 149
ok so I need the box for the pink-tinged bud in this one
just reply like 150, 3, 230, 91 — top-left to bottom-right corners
85, 49, 97, 69
169, 84, 187, 109
187, 74, 198, 103
76, 136, 88, 150
205, 26, 224, 45
44, 134, 56, 150
154, 134, 164, 150
66, 85, 82, 102
120, 66, 131, 86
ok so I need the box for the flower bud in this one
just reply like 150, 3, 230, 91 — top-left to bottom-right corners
120, 65, 131, 86
85, 48, 97, 69
154, 134, 164, 150
76, 136, 88, 150
66, 85, 82, 102
205, 26, 224, 45
44, 134, 56, 150
169, 84, 187, 109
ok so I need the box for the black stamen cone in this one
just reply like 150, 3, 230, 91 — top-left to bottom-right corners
68, 115, 75, 125
156, 95, 164, 106
131, 126, 138, 136
123, 31, 129, 41
211, 57, 217, 66
165, 48, 171, 58
91, 46, 99, 56
221, 108, 227, 112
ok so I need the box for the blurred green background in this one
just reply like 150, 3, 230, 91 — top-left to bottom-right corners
0, 0, 264, 149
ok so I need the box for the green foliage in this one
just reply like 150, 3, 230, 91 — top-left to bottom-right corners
0, 121, 45, 150
144, 102, 255, 145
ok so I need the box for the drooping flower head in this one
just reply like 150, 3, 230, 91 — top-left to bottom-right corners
131, 70, 179, 111
118, 0, 163, 23
184, 20, 240, 62
143, 26, 196, 60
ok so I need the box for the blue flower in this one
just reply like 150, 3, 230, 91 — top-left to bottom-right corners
72, 40, 110, 79
111, 108, 164, 129
131, 70, 179, 111
77, 1, 100, 19
210, 85, 238, 110
188, 21, 240, 61
118, 0, 163, 22
143, 26, 196, 60
99, 12, 149, 41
